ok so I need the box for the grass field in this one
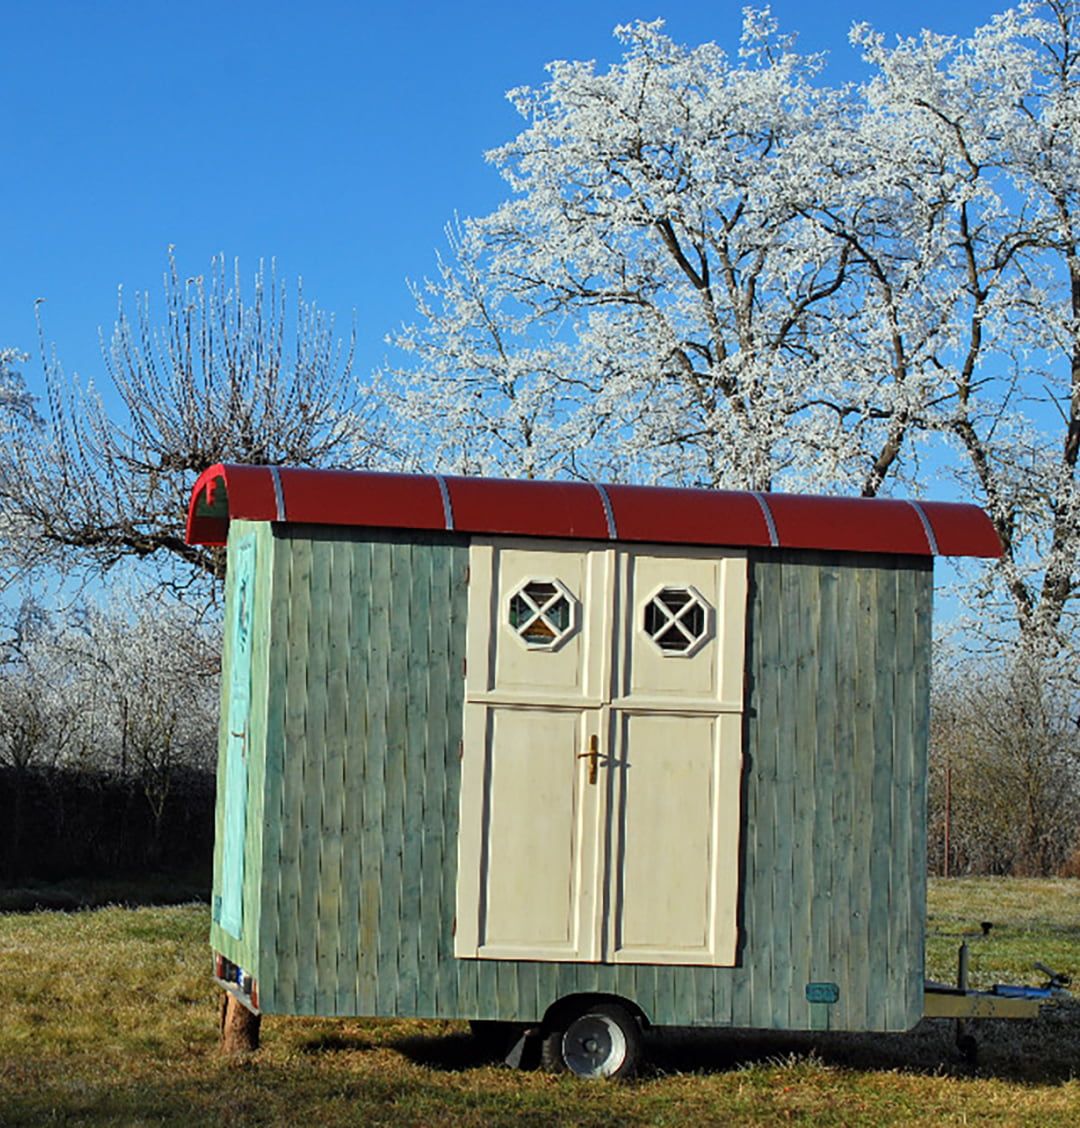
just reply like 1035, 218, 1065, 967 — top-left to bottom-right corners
0, 878, 1078, 1126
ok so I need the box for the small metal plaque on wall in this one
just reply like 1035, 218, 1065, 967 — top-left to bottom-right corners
805, 982, 840, 1004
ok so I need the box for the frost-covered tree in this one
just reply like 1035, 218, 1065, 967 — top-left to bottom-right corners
0, 347, 41, 591
845, 0, 1080, 656
0, 613, 80, 877
0, 592, 220, 872
384, 14, 880, 490
0, 348, 37, 429
59, 594, 220, 860
0, 253, 378, 593
386, 3, 1079, 658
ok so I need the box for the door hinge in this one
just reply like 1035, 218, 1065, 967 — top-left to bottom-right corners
458, 740, 464, 761
463, 564, 470, 584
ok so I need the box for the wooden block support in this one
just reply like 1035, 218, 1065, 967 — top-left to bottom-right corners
220, 992, 261, 1053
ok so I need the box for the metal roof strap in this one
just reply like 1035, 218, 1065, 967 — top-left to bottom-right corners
435, 475, 455, 531
750, 492, 779, 547
269, 466, 287, 522
907, 500, 940, 555
593, 483, 618, 540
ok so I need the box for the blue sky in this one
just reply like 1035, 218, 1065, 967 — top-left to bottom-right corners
1, 0, 1013, 393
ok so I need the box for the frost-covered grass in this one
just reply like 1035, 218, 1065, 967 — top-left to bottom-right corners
0, 880, 1078, 1126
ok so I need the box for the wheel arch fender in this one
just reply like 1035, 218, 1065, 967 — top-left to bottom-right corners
541, 992, 650, 1033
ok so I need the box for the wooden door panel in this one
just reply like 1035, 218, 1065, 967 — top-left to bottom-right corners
611, 712, 742, 965
614, 713, 713, 956
457, 540, 609, 962
488, 544, 597, 701
475, 707, 594, 959
620, 550, 746, 710
457, 539, 746, 967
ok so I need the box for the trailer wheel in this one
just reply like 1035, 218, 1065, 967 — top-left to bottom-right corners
541, 1001, 642, 1079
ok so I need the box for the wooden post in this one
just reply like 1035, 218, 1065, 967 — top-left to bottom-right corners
220, 992, 261, 1053
943, 762, 952, 879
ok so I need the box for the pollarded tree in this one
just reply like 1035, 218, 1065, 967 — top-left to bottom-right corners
384, 13, 904, 493
0, 252, 379, 593
843, 1, 1080, 656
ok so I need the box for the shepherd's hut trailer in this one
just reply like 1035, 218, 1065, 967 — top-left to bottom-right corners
187, 463, 1002, 1077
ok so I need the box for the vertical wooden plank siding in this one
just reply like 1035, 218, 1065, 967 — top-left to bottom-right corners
375, 542, 411, 1016
886, 568, 912, 1029
751, 553, 782, 1030
339, 541, 370, 1015
911, 561, 934, 1021
829, 560, 859, 1028
847, 566, 876, 1029
208, 532, 238, 963
320, 540, 352, 1015
869, 568, 898, 1029
208, 520, 273, 977
788, 561, 820, 1030
248, 534, 931, 1032
271, 534, 314, 1011
809, 562, 838, 1031
254, 523, 291, 1006
297, 537, 331, 1015
398, 545, 433, 1015
430, 547, 460, 1016
355, 541, 383, 1019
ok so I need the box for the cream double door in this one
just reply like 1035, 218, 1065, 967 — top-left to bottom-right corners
455, 538, 747, 967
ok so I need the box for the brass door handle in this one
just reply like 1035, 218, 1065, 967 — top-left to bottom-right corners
577, 734, 599, 785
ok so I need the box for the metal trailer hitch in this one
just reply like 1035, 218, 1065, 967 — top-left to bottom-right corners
923, 923, 1072, 1066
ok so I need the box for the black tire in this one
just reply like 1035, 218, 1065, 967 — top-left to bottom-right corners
541, 1001, 642, 1080
957, 1031, 979, 1066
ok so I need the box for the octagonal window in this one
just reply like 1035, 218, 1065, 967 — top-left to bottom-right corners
643, 586, 711, 656
508, 579, 577, 649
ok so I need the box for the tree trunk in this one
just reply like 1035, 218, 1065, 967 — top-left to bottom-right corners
5, 768, 26, 882
220, 993, 261, 1053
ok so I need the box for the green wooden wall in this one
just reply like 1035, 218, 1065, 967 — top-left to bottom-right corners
210, 528, 932, 1032
209, 520, 275, 975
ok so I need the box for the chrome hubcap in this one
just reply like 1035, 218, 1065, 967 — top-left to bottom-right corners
562, 1014, 627, 1078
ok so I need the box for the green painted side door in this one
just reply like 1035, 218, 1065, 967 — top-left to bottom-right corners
220, 532, 256, 939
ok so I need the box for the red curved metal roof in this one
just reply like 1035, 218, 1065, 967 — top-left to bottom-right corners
185, 463, 1002, 558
